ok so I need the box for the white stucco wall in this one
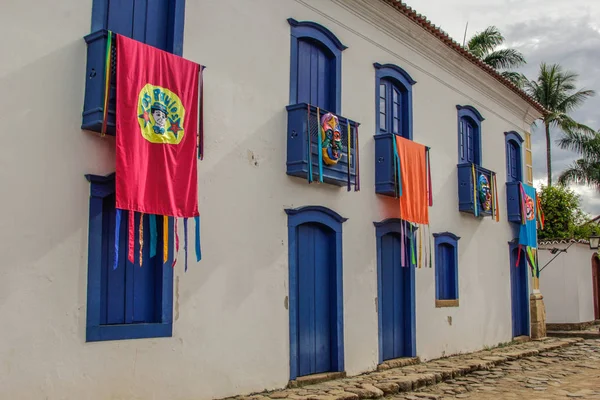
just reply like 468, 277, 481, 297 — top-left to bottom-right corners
0, 0, 541, 399
539, 243, 596, 324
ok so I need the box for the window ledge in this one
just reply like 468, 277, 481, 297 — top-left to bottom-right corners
436, 299, 459, 308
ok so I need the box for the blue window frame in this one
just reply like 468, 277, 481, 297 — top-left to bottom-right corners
374, 63, 415, 139
457, 105, 484, 165
288, 18, 346, 114
505, 131, 524, 182
85, 174, 173, 342
91, 0, 186, 55
434, 232, 460, 302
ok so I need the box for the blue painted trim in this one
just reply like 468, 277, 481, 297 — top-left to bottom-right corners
432, 232, 461, 241
505, 131, 524, 183
374, 219, 417, 363
288, 18, 345, 114
504, 131, 524, 144
90, 0, 185, 56
456, 105, 485, 122
374, 63, 415, 140
434, 232, 460, 301
285, 205, 348, 225
287, 19, 348, 51
374, 63, 416, 85
287, 206, 347, 380
85, 173, 174, 342
457, 105, 484, 166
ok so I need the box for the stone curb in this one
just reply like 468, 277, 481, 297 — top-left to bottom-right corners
547, 330, 600, 340
229, 338, 584, 400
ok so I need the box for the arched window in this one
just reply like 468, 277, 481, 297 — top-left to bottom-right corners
433, 232, 460, 307
457, 105, 484, 165
505, 131, 524, 182
374, 63, 416, 139
288, 19, 346, 114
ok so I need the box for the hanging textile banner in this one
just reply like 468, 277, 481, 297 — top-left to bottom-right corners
395, 136, 429, 225
518, 183, 538, 248
115, 34, 202, 267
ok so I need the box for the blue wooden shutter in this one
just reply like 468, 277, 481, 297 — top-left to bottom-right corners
507, 141, 520, 182
100, 197, 162, 325
105, 0, 171, 51
296, 40, 334, 111
466, 123, 474, 164
438, 243, 456, 300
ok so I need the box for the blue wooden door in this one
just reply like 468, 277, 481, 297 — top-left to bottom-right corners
105, 0, 171, 51
380, 233, 411, 361
296, 40, 334, 111
510, 247, 530, 337
297, 223, 335, 376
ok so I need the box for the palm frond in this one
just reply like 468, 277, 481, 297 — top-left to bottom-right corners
558, 159, 600, 190
482, 48, 526, 70
500, 71, 528, 88
467, 26, 504, 58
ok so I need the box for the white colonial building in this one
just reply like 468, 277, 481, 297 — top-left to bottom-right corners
0, 0, 544, 399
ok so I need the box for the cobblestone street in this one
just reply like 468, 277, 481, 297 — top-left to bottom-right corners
395, 339, 600, 400
229, 338, 600, 400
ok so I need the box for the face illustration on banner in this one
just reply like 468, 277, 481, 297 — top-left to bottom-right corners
137, 84, 186, 144
525, 194, 535, 221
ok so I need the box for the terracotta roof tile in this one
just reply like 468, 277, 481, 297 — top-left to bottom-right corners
382, 0, 547, 114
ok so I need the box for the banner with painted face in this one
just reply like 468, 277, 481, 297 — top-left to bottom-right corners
115, 35, 200, 217
519, 183, 538, 248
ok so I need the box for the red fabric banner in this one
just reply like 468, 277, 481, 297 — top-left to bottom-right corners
116, 35, 200, 217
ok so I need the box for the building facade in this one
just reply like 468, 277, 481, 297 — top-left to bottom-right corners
0, 0, 543, 399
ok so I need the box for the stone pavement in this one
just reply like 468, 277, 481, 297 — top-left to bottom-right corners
402, 339, 600, 399
227, 337, 593, 400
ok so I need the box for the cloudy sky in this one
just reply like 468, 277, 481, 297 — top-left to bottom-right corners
408, 0, 600, 215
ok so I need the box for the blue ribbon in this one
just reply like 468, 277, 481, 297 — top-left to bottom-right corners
149, 215, 157, 258
113, 209, 121, 270
195, 215, 202, 262
184, 218, 189, 272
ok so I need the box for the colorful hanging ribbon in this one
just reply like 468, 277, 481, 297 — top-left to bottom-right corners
149, 214, 157, 258
516, 244, 522, 267
536, 193, 545, 229
354, 124, 360, 191
195, 215, 202, 262
307, 104, 313, 183
410, 224, 416, 267
113, 209, 121, 270
346, 118, 351, 191
183, 218, 189, 271
163, 216, 169, 264
519, 183, 527, 225
128, 211, 135, 264
401, 220, 406, 267
316, 107, 323, 182
172, 218, 179, 268
101, 31, 113, 137
418, 225, 423, 269
494, 173, 500, 222
139, 213, 144, 267
471, 164, 479, 217
198, 66, 205, 160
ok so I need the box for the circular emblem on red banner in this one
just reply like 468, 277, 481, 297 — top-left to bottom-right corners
137, 84, 185, 144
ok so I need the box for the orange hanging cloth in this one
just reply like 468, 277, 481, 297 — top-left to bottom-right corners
395, 136, 429, 225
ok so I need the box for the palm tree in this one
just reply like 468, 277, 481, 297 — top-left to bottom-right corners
526, 63, 596, 186
466, 26, 527, 87
557, 131, 600, 188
